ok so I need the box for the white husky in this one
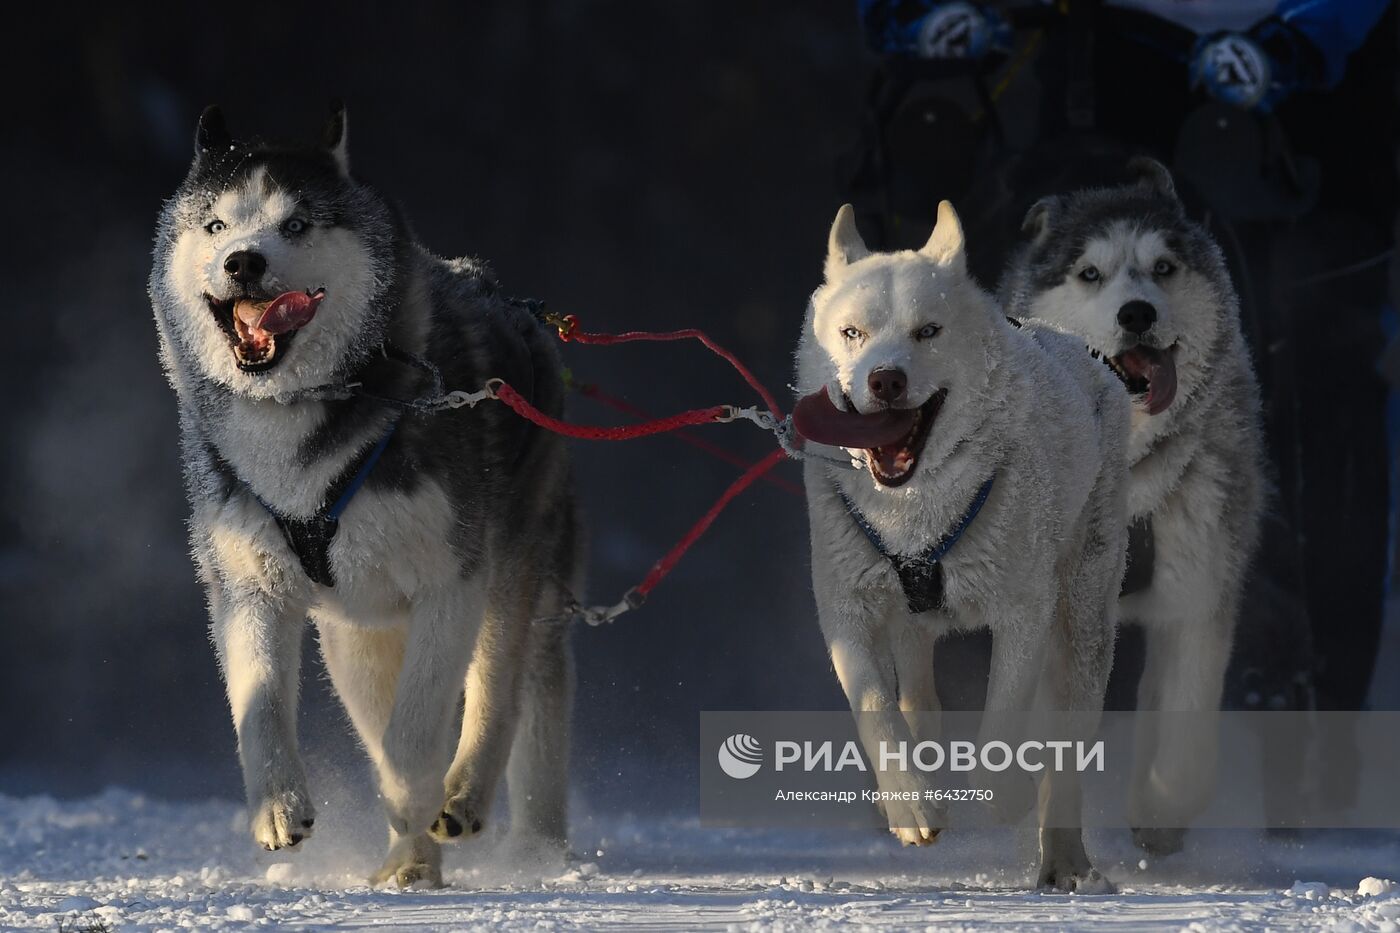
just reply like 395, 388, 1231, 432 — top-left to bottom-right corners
1001, 160, 1266, 855
793, 202, 1129, 890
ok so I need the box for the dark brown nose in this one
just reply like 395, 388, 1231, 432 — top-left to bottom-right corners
223, 250, 267, 284
867, 367, 907, 404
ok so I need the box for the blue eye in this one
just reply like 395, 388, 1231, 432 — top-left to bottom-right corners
283, 218, 309, 235
840, 326, 864, 341
1078, 266, 1101, 283
1153, 259, 1176, 277
205, 220, 226, 235
915, 323, 940, 340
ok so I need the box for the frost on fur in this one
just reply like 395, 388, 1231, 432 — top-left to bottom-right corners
797, 201, 1130, 890
151, 106, 580, 887
1001, 160, 1266, 852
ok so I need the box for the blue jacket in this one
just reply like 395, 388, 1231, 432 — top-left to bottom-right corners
1277, 0, 1390, 87
857, 1, 1390, 88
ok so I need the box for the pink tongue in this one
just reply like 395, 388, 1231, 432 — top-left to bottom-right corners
792, 389, 917, 449
1117, 346, 1178, 415
256, 288, 325, 335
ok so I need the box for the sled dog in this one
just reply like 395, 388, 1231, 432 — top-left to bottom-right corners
1001, 158, 1265, 854
150, 104, 578, 886
793, 201, 1129, 890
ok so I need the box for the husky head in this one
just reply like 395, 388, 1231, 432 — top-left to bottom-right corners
151, 103, 406, 398
796, 201, 1011, 490
1005, 158, 1228, 422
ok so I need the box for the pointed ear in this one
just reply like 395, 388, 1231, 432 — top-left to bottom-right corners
1127, 156, 1177, 200
1020, 196, 1057, 245
323, 99, 349, 176
195, 105, 231, 158
825, 204, 869, 280
920, 200, 966, 270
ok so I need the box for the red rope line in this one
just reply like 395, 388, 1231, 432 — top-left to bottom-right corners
493, 382, 728, 440
637, 448, 787, 596
555, 315, 785, 419
576, 383, 804, 498
482, 312, 795, 616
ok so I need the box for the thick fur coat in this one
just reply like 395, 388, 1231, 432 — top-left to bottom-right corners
150, 106, 578, 887
795, 202, 1129, 890
1000, 159, 1266, 854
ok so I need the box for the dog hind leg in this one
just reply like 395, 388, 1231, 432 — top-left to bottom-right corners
315, 618, 444, 888
895, 622, 941, 746
369, 579, 489, 885
502, 607, 574, 863
975, 604, 1054, 825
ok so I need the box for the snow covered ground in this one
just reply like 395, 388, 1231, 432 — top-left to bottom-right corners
3, 789, 1399, 931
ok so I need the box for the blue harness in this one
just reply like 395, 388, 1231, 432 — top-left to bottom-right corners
834, 473, 995, 614
252, 423, 397, 588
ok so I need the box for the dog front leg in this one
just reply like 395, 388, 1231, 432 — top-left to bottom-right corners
432, 588, 531, 845
1032, 583, 1116, 893
377, 579, 487, 876
829, 628, 944, 845
1129, 609, 1233, 855
209, 582, 313, 851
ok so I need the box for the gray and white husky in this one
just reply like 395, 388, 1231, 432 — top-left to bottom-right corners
1001, 159, 1265, 855
150, 104, 579, 887
793, 202, 1129, 890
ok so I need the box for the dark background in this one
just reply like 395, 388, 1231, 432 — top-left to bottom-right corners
3, 2, 1397, 818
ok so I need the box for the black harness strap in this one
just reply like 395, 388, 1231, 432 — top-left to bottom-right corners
834, 473, 996, 614
210, 421, 397, 588
217, 340, 440, 587
262, 425, 397, 588
203, 336, 492, 588
1119, 515, 1155, 596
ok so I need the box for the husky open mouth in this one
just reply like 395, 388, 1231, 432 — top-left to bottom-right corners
792, 387, 948, 488
205, 288, 325, 372
1091, 343, 1178, 415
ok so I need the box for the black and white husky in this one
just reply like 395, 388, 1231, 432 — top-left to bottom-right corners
1001, 159, 1266, 855
150, 105, 579, 887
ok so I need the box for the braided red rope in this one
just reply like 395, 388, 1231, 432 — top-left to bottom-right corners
637, 448, 787, 596
493, 382, 729, 440
553, 314, 785, 419
477, 312, 793, 621
576, 383, 804, 498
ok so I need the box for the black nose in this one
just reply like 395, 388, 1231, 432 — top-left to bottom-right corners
867, 367, 907, 404
1117, 300, 1157, 335
223, 250, 267, 284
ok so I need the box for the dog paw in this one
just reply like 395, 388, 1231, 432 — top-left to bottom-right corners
1131, 825, 1185, 856
883, 796, 946, 846
890, 823, 942, 846
1038, 866, 1115, 894
429, 794, 485, 843
371, 834, 443, 889
249, 788, 316, 851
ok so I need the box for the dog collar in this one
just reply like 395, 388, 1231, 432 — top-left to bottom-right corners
833, 473, 996, 614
